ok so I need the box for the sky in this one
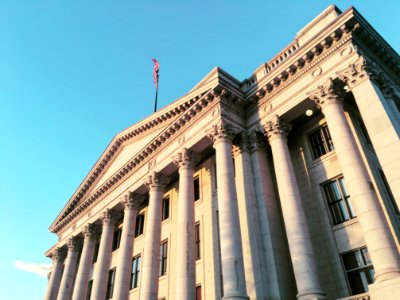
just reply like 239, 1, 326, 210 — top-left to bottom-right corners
0, 1, 399, 299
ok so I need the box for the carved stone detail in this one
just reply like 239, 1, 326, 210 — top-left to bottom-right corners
232, 131, 251, 155
308, 78, 345, 109
100, 208, 118, 225
173, 148, 201, 169
121, 192, 143, 210
263, 115, 292, 141
50, 247, 67, 262
67, 236, 83, 251
144, 172, 169, 190
248, 130, 268, 153
207, 120, 239, 144
82, 223, 101, 241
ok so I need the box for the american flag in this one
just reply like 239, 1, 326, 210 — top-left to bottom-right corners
152, 58, 159, 90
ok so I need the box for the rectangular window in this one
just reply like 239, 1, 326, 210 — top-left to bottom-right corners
342, 247, 374, 295
323, 177, 355, 225
159, 241, 168, 276
195, 223, 201, 260
130, 255, 141, 289
162, 196, 170, 221
309, 125, 334, 159
135, 214, 145, 237
112, 227, 122, 251
194, 176, 200, 201
92, 243, 100, 263
106, 268, 116, 299
196, 285, 202, 300
87, 280, 93, 300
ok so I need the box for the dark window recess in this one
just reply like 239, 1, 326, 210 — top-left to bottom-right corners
87, 280, 93, 300
92, 243, 100, 263
195, 223, 201, 260
162, 196, 170, 221
359, 121, 372, 146
342, 248, 375, 295
378, 170, 400, 215
308, 125, 335, 159
130, 255, 141, 289
106, 268, 116, 299
135, 214, 145, 237
323, 177, 356, 225
112, 228, 122, 251
196, 285, 202, 300
194, 176, 200, 201
159, 241, 168, 276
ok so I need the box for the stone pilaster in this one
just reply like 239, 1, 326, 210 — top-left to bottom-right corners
264, 115, 326, 300
172, 148, 200, 300
44, 248, 67, 300
140, 172, 169, 300
309, 79, 400, 284
91, 209, 118, 300
207, 120, 249, 300
113, 193, 142, 300
71, 224, 100, 300
57, 236, 82, 300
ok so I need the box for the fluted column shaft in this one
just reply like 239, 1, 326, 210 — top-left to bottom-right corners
71, 225, 98, 300
113, 193, 140, 300
264, 116, 325, 300
173, 149, 199, 300
208, 121, 249, 300
140, 172, 168, 300
310, 80, 400, 282
91, 209, 117, 300
45, 248, 67, 300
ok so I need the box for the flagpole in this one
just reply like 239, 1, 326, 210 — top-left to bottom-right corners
154, 87, 158, 112
152, 58, 160, 113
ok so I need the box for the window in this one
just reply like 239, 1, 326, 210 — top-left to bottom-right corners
323, 177, 355, 225
194, 176, 200, 201
87, 280, 93, 300
359, 121, 372, 146
92, 243, 100, 263
162, 196, 170, 221
195, 223, 201, 260
135, 214, 145, 237
159, 241, 168, 276
196, 285, 202, 300
112, 227, 122, 251
308, 125, 334, 159
106, 268, 116, 299
342, 248, 374, 295
378, 170, 400, 215
130, 255, 141, 289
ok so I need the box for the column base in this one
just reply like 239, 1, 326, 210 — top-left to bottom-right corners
222, 292, 249, 300
369, 276, 400, 300
297, 290, 327, 300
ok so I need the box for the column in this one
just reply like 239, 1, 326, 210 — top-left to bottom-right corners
207, 120, 249, 300
57, 237, 82, 300
309, 78, 400, 282
91, 209, 117, 300
71, 224, 99, 300
232, 134, 264, 300
173, 148, 200, 300
140, 172, 168, 300
263, 115, 326, 300
44, 248, 67, 300
338, 56, 400, 211
113, 193, 141, 300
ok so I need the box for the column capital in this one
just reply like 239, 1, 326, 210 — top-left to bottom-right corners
173, 148, 201, 169
207, 120, 239, 144
308, 77, 345, 110
248, 130, 268, 153
121, 192, 143, 210
232, 131, 252, 156
144, 171, 169, 191
67, 236, 83, 252
50, 247, 67, 263
263, 115, 292, 142
100, 208, 119, 225
82, 223, 101, 240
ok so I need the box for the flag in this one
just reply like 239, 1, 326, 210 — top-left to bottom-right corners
152, 58, 159, 90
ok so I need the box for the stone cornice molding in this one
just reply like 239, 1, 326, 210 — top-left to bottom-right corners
121, 192, 143, 210
144, 172, 169, 191
67, 236, 83, 252
263, 115, 292, 142
308, 78, 345, 110
173, 148, 201, 169
207, 120, 240, 144
50, 247, 67, 262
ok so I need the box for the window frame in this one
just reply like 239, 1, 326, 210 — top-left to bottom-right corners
195, 222, 201, 260
194, 176, 200, 201
112, 227, 122, 251
106, 268, 116, 299
159, 240, 168, 276
130, 255, 141, 290
162, 196, 170, 221
135, 213, 145, 237
308, 124, 335, 159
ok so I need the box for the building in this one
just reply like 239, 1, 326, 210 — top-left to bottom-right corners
44, 5, 400, 300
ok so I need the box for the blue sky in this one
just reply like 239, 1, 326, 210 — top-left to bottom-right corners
0, 1, 399, 299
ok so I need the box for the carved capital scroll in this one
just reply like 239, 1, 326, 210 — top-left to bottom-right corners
263, 115, 292, 141
173, 148, 201, 169
308, 78, 345, 110
144, 171, 169, 191
207, 120, 239, 144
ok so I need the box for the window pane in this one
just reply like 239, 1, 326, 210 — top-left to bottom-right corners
162, 197, 170, 220
135, 214, 145, 237
194, 177, 200, 201
309, 126, 334, 159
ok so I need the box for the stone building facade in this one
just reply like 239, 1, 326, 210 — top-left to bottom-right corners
44, 5, 400, 300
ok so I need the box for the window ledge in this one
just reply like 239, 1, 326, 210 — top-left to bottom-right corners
332, 218, 358, 231
310, 150, 336, 168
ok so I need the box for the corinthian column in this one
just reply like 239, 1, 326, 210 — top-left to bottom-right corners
57, 237, 82, 300
207, 120, 249, 300
140, 172, 169, 300
173, 148, 200, 300
44, 248, 67, 300
337, 56, 400, 211
309, 78, 400, 283
113, 193, 142, 300
263, 115, 326, 300
71, 224, 100, 300
91, 209, 118, 300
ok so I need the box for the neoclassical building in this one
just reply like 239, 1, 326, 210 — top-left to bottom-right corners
44, 5, 400, 300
